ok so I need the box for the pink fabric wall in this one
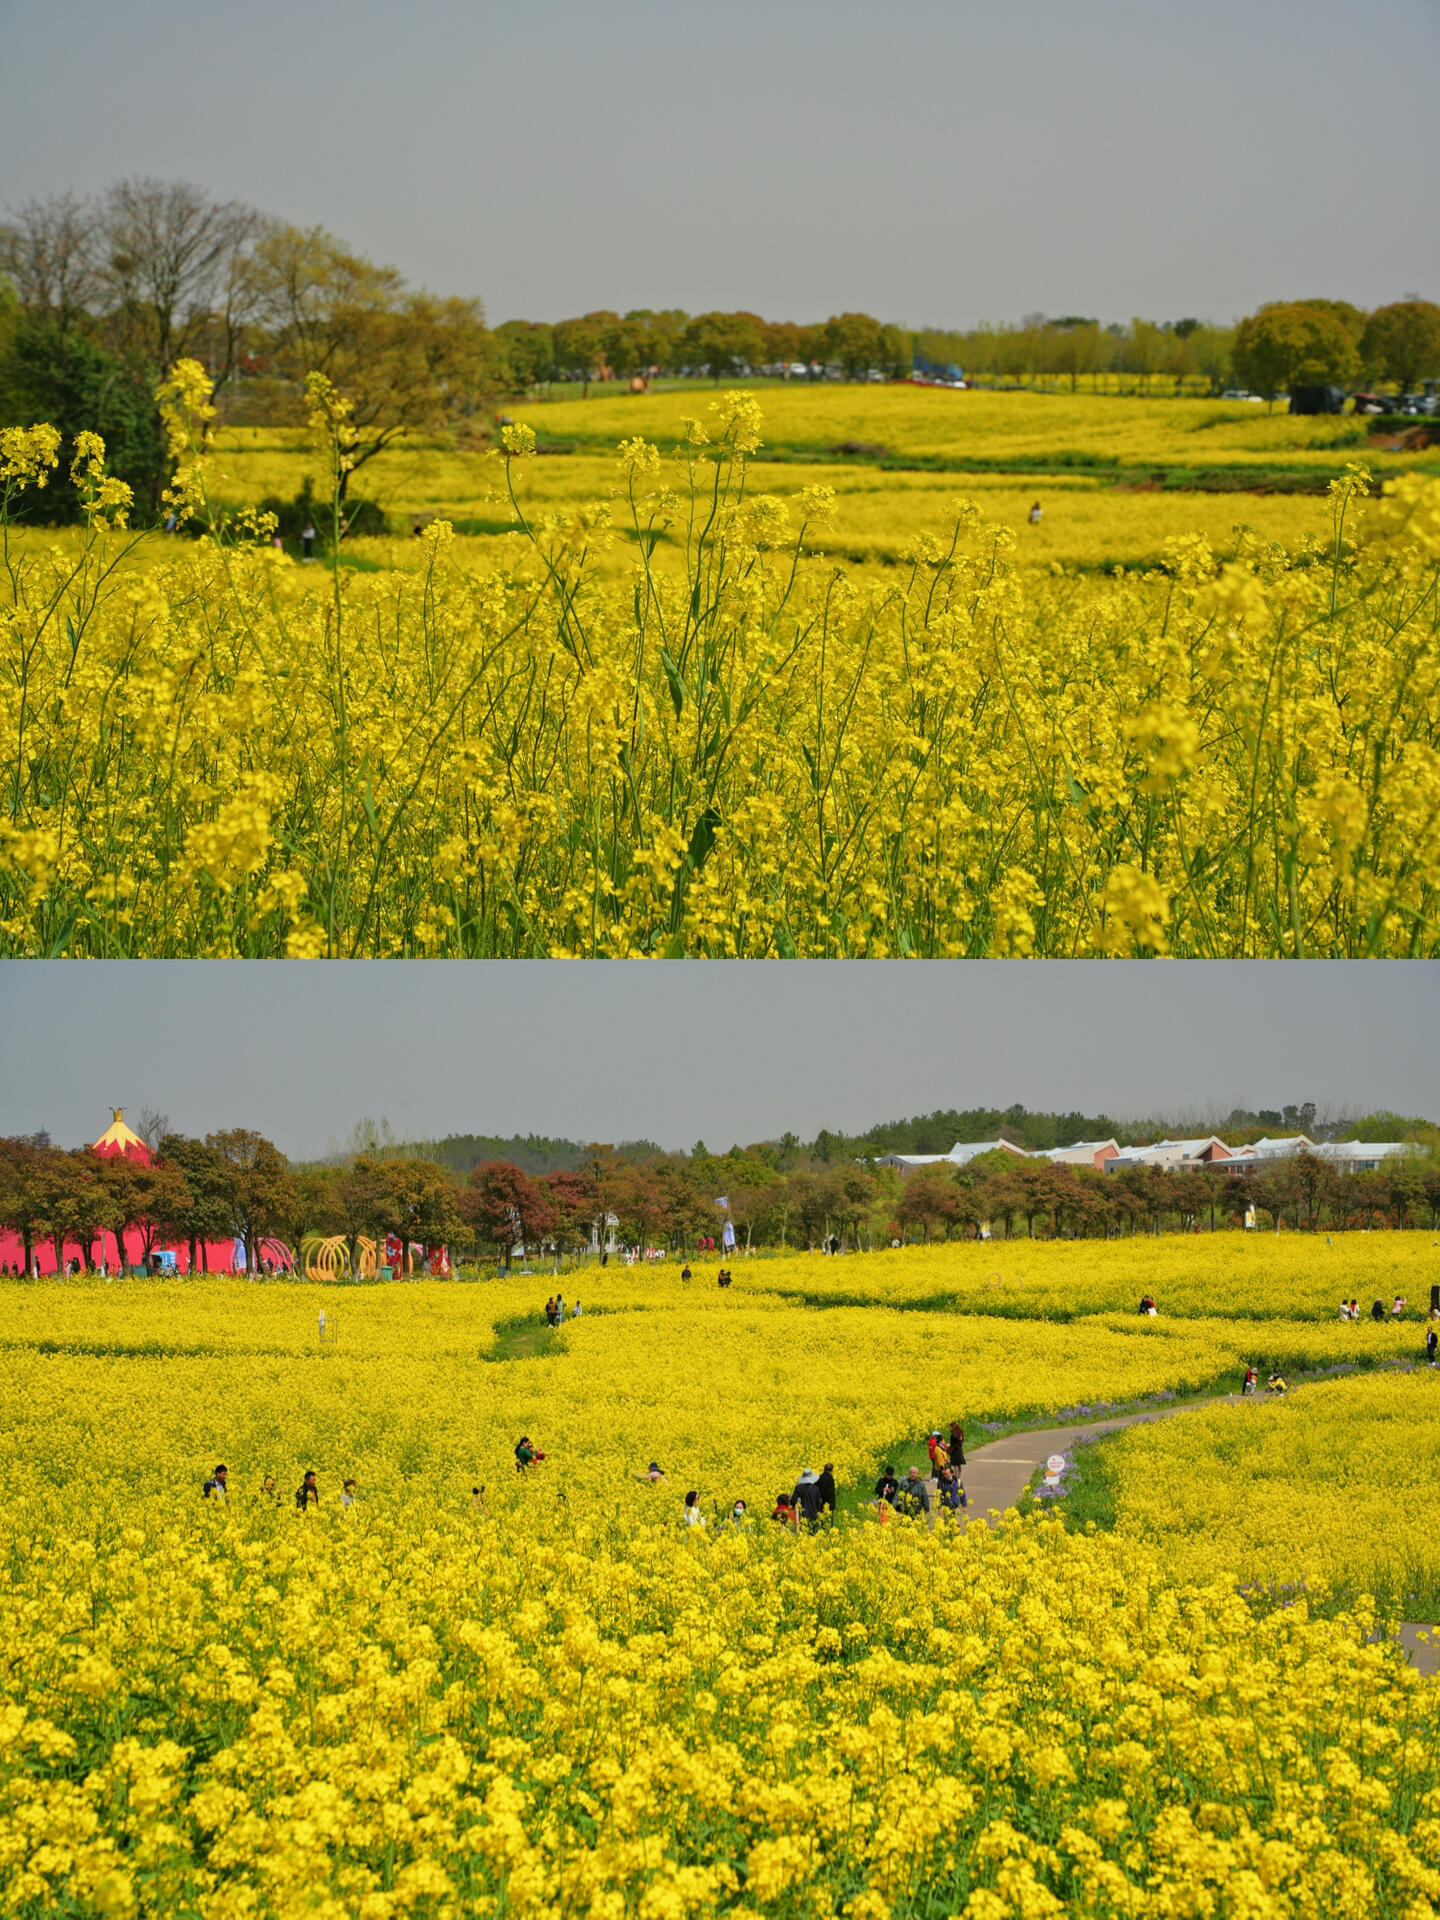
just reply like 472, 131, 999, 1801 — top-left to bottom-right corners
0, 1229, 293, 1275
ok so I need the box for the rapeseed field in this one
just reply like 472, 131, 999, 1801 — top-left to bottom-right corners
1083, 1369, 1440, 1607
1, 1254, 1436, 1918
5, 379, 1440, 958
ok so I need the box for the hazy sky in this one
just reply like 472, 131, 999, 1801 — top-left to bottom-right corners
2, 0, 1437, 328
1, 962, 1434, 1158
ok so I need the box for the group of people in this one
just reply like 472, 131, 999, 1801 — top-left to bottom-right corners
543, 1294, 581, 1325
1340, 1296, 1413, 1322
771, 1465, 838, 1529
201, 1463, 358, 1509
1241, 1367, 1288, 1395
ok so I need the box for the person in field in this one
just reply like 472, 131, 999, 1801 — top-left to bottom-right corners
771, 1490, 797, 1527
342, 1478, 358, 1509
202, 1463, 228, 1499
948, 1422, 966, 1467
1371, 1300, 1386, 1322
874, 1464, 899, 1504
514, 1437, 545, 1471
639, 1461, 668, 1484
1242, 1366, 1258, 1395
1028, 501, 1042, 524
927, 1431, 949, 1473
296, 1469, 319, 1509
894, 1467, 931, 1518
792, 1470, 824, 1530
816, 1464, 836, 1520
937, 1462, 966, 1513
1426, 1325, 1438, 1364
683, 1490, 706, 1528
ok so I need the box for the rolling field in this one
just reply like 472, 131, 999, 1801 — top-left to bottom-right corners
1, 1247, 1437, 1917
202, 385, 1438, 577
5, 379, 1440, 958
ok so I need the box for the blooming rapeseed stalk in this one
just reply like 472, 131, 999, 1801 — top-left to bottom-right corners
3, 399, 1439, 957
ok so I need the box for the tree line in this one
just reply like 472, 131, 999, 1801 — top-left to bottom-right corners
3, 1126, 1438, 1278
0, 180, 501, 518
5, 179, 1437, 529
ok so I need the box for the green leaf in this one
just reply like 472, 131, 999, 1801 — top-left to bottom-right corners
660, 649, 685, 721
686, 806, 721, 874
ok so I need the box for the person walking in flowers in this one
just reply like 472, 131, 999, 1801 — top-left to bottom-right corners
296, 1469, 319, 1509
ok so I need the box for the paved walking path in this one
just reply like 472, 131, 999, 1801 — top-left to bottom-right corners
949, 1392, 1438, 1677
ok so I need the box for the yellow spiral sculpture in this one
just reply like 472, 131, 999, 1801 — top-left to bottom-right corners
302, 1235, 377, 1281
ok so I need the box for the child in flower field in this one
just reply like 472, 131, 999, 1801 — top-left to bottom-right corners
1243, 1366, 1258, 1394
514, 1437, 545, 1471
771, 1491, 797, 1527
683, 1490, 706, 1528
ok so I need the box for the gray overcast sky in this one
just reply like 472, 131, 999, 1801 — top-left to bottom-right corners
2, 0, 1437, 327
0, 962, 1434, 1157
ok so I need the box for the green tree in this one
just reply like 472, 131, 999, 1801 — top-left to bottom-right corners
376, 1158, 461, 1266
552, 312, 617, 393
97, 1152, 192, 1268
1232, 303, 1359, 403
158, 1135, 235, 1273
255, 224, 500, 498
1361, 301, 1440, 395
0, 319, 166, 518
206, 1128, 296, 1272
495, 320, 556, 391
680, 311, 765, 382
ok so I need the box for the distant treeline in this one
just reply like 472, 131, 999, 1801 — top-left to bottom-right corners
330, 1103, 1438, 1177
4, 179, 1437, 528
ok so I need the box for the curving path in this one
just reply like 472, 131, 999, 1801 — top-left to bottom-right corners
951, 1392, 1437, 1677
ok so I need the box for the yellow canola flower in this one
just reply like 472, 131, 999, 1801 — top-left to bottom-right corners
0, 1257, 1436, 1916
3, 396, 1440, 956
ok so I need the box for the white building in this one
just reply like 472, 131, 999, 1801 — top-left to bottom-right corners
1107, 1136, 1234, 1172
1313, 1141, 1417, 1174
876, 1139, 1029, 1175
1030, 1139, 1121, 1171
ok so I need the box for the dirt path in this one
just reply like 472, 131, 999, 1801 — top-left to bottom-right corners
952, 1392, 1438, 1676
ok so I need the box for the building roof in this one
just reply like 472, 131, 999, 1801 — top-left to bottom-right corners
1030, 1139, 1120, 1162
1314, 1140, 1414, 1161
884, 1138, 1028, 1169
91, 1107, 152, 1165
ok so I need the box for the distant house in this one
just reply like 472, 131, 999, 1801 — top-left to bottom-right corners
1030, 1139, 1121, 1171
875, 1138, 1029, 1175
1313, 1141, 1417, 1174
1107, 1136, 1233, 1172
1220, 1136, 1411, 1175
1222, 1135, 1318, 1173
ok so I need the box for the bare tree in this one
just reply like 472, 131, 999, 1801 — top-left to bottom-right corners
98, 176, 265, 385
136, 1108, 172, 1153
0, 190, 99, 328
